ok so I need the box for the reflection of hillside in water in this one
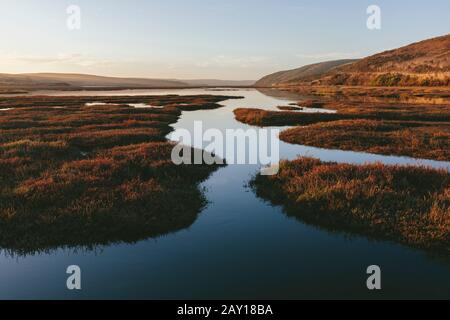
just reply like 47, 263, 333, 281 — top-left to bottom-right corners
261, 87, 450, 105
256, 88, 314, 101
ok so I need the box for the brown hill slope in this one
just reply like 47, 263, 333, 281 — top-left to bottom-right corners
0, 73, 256, 92
17, 73, 189, 88
255, 59, 358, 87
257, 35, 450, 87
321, 34, 450, 86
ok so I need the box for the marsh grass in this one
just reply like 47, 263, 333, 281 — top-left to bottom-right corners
0, 95, 237, 254
234, 97, 450, 161
234, 108, 347, 126
281, 120, 450, 161
251, 158, 449, 252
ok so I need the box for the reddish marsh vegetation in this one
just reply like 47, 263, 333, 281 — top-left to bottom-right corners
0, 94, 239, 253
234, 108, 348, 126
251, 158, 449, 252
0, 94, 236, 109
234, 97, 450, 161
281, 120, 450, 161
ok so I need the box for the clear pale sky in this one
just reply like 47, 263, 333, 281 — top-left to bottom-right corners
0, 0, 448, 80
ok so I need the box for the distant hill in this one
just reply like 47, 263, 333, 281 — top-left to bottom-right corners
255, 60, 358, 87
183, 79, 255, 87
7, 73, 189, 88
256, 34, 450, 87
0, 73, 255, 91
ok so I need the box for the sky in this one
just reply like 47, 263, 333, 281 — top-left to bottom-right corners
0, 0, 449, 80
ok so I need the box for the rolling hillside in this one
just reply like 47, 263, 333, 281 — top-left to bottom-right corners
321, 34, 450, 86
0, 73, 255, 92
0, 73, 188, 89
257, 34, 450, 87
255, 60, 357, 87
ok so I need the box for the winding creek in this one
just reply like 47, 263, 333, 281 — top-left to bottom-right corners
0, 88, 449, 299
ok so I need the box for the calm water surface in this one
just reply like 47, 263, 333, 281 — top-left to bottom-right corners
1, 89, 449, 299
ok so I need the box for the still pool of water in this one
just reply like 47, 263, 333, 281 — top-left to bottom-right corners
0, 89, 449, 299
